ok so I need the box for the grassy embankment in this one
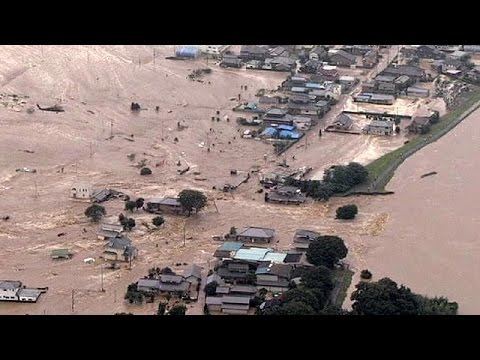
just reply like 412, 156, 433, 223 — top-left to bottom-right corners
363, 88, 480, 191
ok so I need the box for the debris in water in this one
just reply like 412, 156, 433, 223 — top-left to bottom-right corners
421, 171, 437, 178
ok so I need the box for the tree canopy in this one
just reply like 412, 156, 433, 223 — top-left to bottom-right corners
178, 189, 208, 216
169, 304, 187, 315
125, 200, 136, 212
85, 204, 106, 223
152, 216, 165, 227
306, 235, 348, 268
336, 204, 358, 220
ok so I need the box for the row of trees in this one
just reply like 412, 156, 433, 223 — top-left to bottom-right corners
284, 162, 369, 201
84, 189, 208, 223
258, 235, 349, 315
351, 276, 458, 315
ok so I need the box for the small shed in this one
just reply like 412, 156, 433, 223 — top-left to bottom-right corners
51, 249, 73, 260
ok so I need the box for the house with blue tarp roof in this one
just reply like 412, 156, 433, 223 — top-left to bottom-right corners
261, 127, 278, 137
277, 124, 296, 131
279, 130, 301, 139
305, 82, 323, 89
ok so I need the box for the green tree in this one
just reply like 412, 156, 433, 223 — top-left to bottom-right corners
346, 162, 369, 185
157, 302, 167, 315
140, 167, 152, 176
306, 236, 348, 268
350, 277, 420, 315
152, 216, 165, 227
204, 281, 218, 296
125, 200, 136, 212
178, 189, 208, 216
417, 296, 458, 315
85, 204, 106, 223
124, 218, 136, 231
301, 266, 333, 300
169, 304, 187, 315
277, 300, 316, 315
336, 204, 358, 220
135, 198, 145, 210
360, 269, 373, 280
395, 126, 401, 134
283, 288, 322, 313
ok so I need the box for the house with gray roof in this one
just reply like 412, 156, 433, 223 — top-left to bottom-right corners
255, 263, 292, 293
103, 236, 137, 262
137, 279, 161, 293
236, 227, 275, 244
183, 264, 202, 284
293, 229, 320, 252
145, 197, 184, 214
328, 49, 357, 67
332, 113, 353, 130
363, 120, 394, 136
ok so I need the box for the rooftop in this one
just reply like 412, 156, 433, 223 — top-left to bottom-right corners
218, 242, 244, 252
234, 247, 273, 261
0, 280, 22, 290
183, 264, 202, 279
237, 227, 275, 239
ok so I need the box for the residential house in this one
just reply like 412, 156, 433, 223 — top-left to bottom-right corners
245, 60, 263, 69
407, 87, 430, 97
213, 242, 244, 259
270, 57, 295, 71
309, 46, 328, 61
318, 65, 339, 81
332, 113, 353, 130
158, 274, 190, 296
97, 223, 123, 240
382, 65, 426, 82
0, 280, 22, 301
103, 236, 137, 262
0, 280, 43, 302
328, 49, 357, 67
137, 279, 161, 293
262, 108, 295, 126
363, 120, 394, 136
269, 46, 288, 58
70, 185, 91, 199
255, 263, 293, 293
449, 50, 469, 61
300, 59, 321, 73
183, 264, 202, 286
205, 295, 251, 314
406, 116, 431, 134
362, 49, 379, 68
344, 45, 374, 56
220, 295, 251, 314
354, 93, 395, 105
293, 115, 313, 130
463, 45, 480, 53
240, 45, 268, 61
216, 260, 252, 283
394, 75, 412, 91
339, 75, 356, 89
220, 56, 242, 68
51, 249, 72, 260
293, 229, 321, 252
145, 197, 184, 214
236, 227, 275, 244
442, 58, 463, 72
265, 186, 306, 205
259, 96, 280, 104
415, 45, 446, 60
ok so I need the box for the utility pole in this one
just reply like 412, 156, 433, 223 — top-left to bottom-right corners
183, 221, 186, 247
89, 142, 93, 159
71, 289, 75, 313
114, 290, 117, 303
110, 120, 113, 137
34, 181, 38, 199
153, 48, 156, 67
101, 265, 104, 292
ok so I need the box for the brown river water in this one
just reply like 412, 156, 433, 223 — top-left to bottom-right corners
359, 107, 480, 314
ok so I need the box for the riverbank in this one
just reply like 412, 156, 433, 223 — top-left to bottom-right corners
361, 87, 480, 191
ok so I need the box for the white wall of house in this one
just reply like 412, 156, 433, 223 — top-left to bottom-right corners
71, 185, 91, 199
0, 288, 19, 300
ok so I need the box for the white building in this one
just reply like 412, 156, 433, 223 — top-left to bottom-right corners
0, 280, 44, 302
0, 280, 21, 301
183, 45, 230, 56
71, 185, 91, 199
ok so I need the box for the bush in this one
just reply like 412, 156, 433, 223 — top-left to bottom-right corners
85, 204, 106, 223
140, 167, 152, 176
360, 269, 372, 280
125, 201, 136, 212
336, 204, 358, 220
395, 126, 400, 134
169, 304, 187, 315
306, 236, 348, 268
124, 218, 136, 231
157, 302, 167, 315
152, 216, 165, 227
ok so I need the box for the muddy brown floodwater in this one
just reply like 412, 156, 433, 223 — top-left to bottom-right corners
346, 107, 480, 314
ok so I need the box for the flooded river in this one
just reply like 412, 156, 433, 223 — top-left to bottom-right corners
357, 106, 480, 314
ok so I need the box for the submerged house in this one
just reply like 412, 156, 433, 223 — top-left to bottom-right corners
363, 120, 394, 136
236, 227, 276, 244
145, 197, 184, 214
103, 236, 137, 262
